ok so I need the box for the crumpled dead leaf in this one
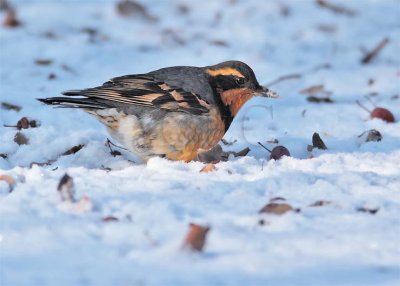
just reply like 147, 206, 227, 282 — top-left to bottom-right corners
259, 203, 299, 215
182, 223, 210, 252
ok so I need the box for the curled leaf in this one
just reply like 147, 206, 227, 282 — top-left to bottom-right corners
14, 132, 29, 145
200, 164, 217, 173
312, 132, 328, 150
57, 173, 75, 202
259, 203, 298, 215
182, 223, 210, 252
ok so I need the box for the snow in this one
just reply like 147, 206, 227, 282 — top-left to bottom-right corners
1, 0, 400, 285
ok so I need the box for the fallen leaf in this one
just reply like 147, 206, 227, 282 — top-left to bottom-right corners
232, 147, 250, 157
316, 0, 356, 17
14, 132, 29, 145
0, 174, 15, 192
62, 144, 84, 156
361, 38, 389, 65
307, 96, 334, 103
35, 59, 53, 66
300, 84, 325, 95
182, 223, 210, 252
200, 164, 217, 173
357, 207, 379, 215
197, 144, 224, 163
312, 132, 328, 150
4, 117, 40, 129
3, 9, 21, 28
259, 203, 298, 215
309, 200, 332, 207
102, 216, 119, 222
1, 102, 21, 112
116, 0, 157, 21
209, 39, 229, 47
358, 129, 382, 143
57, 173, 75, 202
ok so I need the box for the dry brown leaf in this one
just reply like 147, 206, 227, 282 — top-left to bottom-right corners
14, 132, 29, 145
62, 144, 84, 156
259, 203, 298, 215
312, 132, 328, 150
358, 129, 382, 143
316, 0, 356, 17
3, 9, 21, 28
357, 207, 379, 215
307, 96, 334, 103
0, 174, 15, 192
232, 147, 250, 157
57, 173, 75, 202
361, 38, 389, 65
102, 216, 119, 222
300, 85, 325, 95
182, 223, 210, 252
309, 200, 332, 207
200, 164, 217, 173
116, 0, 157, 21
1, 102, 21, 112
35, 59, 53, 66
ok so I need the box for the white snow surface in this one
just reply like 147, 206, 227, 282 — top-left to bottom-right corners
1, 0, 400, 285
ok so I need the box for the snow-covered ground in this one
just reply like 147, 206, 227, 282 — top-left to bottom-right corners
1, 0, 400, 285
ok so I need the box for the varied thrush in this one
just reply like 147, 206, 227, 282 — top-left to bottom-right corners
39, 61, 277, 162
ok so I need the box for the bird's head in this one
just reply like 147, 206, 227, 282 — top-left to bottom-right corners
206, 60, 277, 117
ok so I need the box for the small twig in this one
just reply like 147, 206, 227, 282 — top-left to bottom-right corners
365, 96, 377, 107
257, 142, 272, 153
361, 38, 390, 64
356, 100, 371, 114
265, 73, 302, 87
107, 138, 128, 150
316, 0, 356, 17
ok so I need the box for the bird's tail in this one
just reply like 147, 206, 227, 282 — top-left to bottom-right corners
38, 90, 107, 109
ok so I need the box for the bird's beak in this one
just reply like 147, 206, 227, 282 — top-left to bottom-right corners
256, 86, 279, 98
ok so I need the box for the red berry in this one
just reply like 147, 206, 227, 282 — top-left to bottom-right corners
270, 146, 290, 160
371, 108, 395, 123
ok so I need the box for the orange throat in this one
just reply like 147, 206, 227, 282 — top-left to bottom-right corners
220, 88, 254, 116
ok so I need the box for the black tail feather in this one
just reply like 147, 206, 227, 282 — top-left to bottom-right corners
61, 90, 85, 96
37, 97, 106, 109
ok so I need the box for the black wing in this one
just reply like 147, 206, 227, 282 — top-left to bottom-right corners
39, 74, 210, 115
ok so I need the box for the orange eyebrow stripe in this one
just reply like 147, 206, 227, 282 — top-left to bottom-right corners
206, 67, 245, 78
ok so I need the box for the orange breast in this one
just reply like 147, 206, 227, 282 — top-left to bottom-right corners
152, 107, 225, 162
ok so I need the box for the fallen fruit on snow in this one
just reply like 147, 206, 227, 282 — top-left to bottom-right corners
370, 107, 395, 123
258, 142, 291, 160
356, 100, 395, 123
4, 117, 40, 129
182, 223, 210, 252
270, 146, 291, 160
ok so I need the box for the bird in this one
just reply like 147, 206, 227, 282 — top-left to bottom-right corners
39, 60, 277, 162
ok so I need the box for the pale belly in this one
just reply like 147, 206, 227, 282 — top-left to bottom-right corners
90, 107, 225, 162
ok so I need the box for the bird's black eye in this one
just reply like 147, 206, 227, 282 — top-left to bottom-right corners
234, 77, 244, 86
